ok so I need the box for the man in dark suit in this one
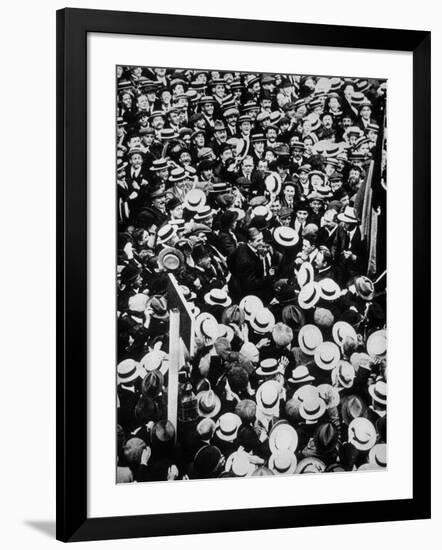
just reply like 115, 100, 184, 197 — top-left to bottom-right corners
332, 206, 365, 284
228, 227, 275, 302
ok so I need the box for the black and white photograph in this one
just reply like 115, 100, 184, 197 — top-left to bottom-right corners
116, 66, 387, 483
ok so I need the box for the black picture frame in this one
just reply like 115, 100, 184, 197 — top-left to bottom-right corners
56, 7, 431, 542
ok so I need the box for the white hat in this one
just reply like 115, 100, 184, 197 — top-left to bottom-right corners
239, 342, 259, 363
288, 365, 315, 385
252, 205, 272, 221
368, 443, 387, 468
255, 358, 281, 377
348, 417, 377, 451
250, 308, 275, 334
319, 278, 341, 301
317, 383, 340, 408
337, 205, 358, 224
195, 312, 219, 344
217, 324, 234, 342
269, 450, 297, 475
183, 189, 206, 211
140, 350, 169, 375
297, 262, 314, 288
256, 380, 280, 414
295, 457, 326, 474
293, 384, 319, 406
367, 330, 387, 358
117, 359, 145, 385
368, 380, 387, 405
314, 341, 341, 371
215, 412, 242, 442
299, 394, 326, 422
204, 287, 232, 307
298, 281, 321, 310
298, 324, 323, 355
128, 293, 149, 313
239, 295, 263, 321
331, 360, 355, 388
156, 224, 177, 245
333, 321, 358, 347
269, 421, 298, 454
265, 172, 283, 196
273, 226, 299, 248
225, 450, 254, 477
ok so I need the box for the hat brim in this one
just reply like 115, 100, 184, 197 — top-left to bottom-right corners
197, 395, 222, 418
268, 455, 297, 475
337, 214, 358, 224
368, 384, 387, 405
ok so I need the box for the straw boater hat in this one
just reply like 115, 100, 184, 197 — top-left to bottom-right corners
331, 360, 356, 388
298, 324, 323, 355
149, 158, 169, 172
239, 295, 264, 321
298, 394, 326, 422
169, 166, 187, 183
288, 365, 315, 385
295, 457, 326, 474
319, 278, 341, 301
156, 224, 177, 246
250, 308, 276, 334
217, 324, 234, 342
215, 412, 242, 442
256, 380, 281, 415
117, 359, 145, 385
269, 420, 299, 454
195, 312, 219, 345
332, 321, 358, 348
204, 288, 232, 308
194, 205, 215, 223
366, 329, 387, 358
368, 380, 387, 405
225, 450, 255, 477
140, 349, 169, 376
255, 358, 282, 377
293, 384, 319, 406
128, 293, 149, 313
368, 443, 387, 469
269, 450, 297, 475
197, 389, 222, 418
314, 341, 341, 371
337, 205, 358, 224
354, 276, 375, 301
183, 189, 206, 212
180, 285, 197, 302
296, 262, 315, 288
147, 295, 169, 320
298, 281, 321, 310
348, 417, 377, 451
273, 226, 299, 248
265, 172, 282, 196
317, 383, 340, 408
157, 247, 184, 272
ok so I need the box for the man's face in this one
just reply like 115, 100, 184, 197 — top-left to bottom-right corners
179, 151, 192, 165
348, 169, 361, 183
195, 133, 205, 147
215, 129, 227, 142
130, 153, 143, 168
261, 99, 272, 112
214, 84, 225, 98
266, 128, 277, 142
325, 164, 335, 177
296, 210, 308, 223
331, 179, 343, 192
314, 250, 326, 269
311, 175, 323, 190
169, 111, 179, 126
344, 84, 354, 99
142, 134, 154, 147
360, 106, 372, 119
280, 216, 291, 227
171, 204, 184, 219
270, 200, 281, 215
158, 168, 169, 181
198, 255, 212, 269
202, 168, 214, 180
252, 82, 261, 94
299, 172, 308, 184
342, 116, 352, 129
226, 115, 237, 126
221, 148, 233, 163
340, 195, 350, 208
323, 213, 337, 228
128, 136, 141, 149
161, 90, 171, 103
284, 186, 295, 200
367, 130, 378, 144
249, 232, 264, 251
151, 116, 164, 130
322, 115, 333, 129
329, 97, 340, 110
242, 159, 254, 176
310, 199, 322, 213
257, 159, 268, 171
253, 141, 265, 153
154, 68, 166, 77
173, 84, 185, 96
153, 196, 166, 211
203, 103, 214, 116
302, 239, 314, 255
302, 120, 312, 134
265, 151, 276, 163
116, 66, 123, 78
137, 95, 148, 110
240, 121, 252, 135
122, 94, 132, 108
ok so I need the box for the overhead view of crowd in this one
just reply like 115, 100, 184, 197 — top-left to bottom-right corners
116, 67, 387, 483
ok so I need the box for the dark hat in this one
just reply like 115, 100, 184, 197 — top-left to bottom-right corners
120, 263, 142, 285
165, 197, 182, 212
214, 120, 227, 131
314, 422, 338, 453
141, 370, 164, 399
193, 445, 223, 477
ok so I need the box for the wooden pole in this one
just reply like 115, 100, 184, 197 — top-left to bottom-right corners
167, 308, 180, 438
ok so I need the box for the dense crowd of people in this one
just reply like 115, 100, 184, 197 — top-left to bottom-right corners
116, 67, 387, 483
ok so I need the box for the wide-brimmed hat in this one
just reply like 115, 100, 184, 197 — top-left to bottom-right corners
298, 324, 323, 355
299, 394, 326, 422
195, 312, 219, 344
348, 417, 377, 451
368, 380, 387, 405
333, 321, 358, 348
269, 420, 298, 454
273, 226, 299, 248
225, 450, 254, 477
147, 295, 169, 320
204, 288, 232, 308
197, 389, 222, 418
288, 365, 315, 385
368, 443, 387, 468
256, 380, 280, 414
341, 395, 367, 425
169, 166, 187, 183
217, 324, 234, 342
239, 295, 264, 320
140, 349, 169, 376
295, 457, 326, 474
156, 224, 177, 245
255, 358, 282, 377
319, 278, 341, 301
157, 246, 184, 272
337, 206, 358, 224
128, 293, 149, 313
215, 412, 241, 442
269, 450, 297, 475
314, 341, 341, 371
297, 262, 315, 288
183, 189, 206, 212
250, 308, 276, 334
331, 360, 355, 388
366, 329, 387, 357
265, 172, 282, 196
292, 384, 319, 406
355, 276, 375, 301
117, 359, 145, 385
298, 281, 321, 310
317, 383, 340, 408
149, 158, 169, 172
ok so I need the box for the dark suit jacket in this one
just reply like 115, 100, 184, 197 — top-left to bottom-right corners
332, 224, 365, 282
228, 243, 272, 301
